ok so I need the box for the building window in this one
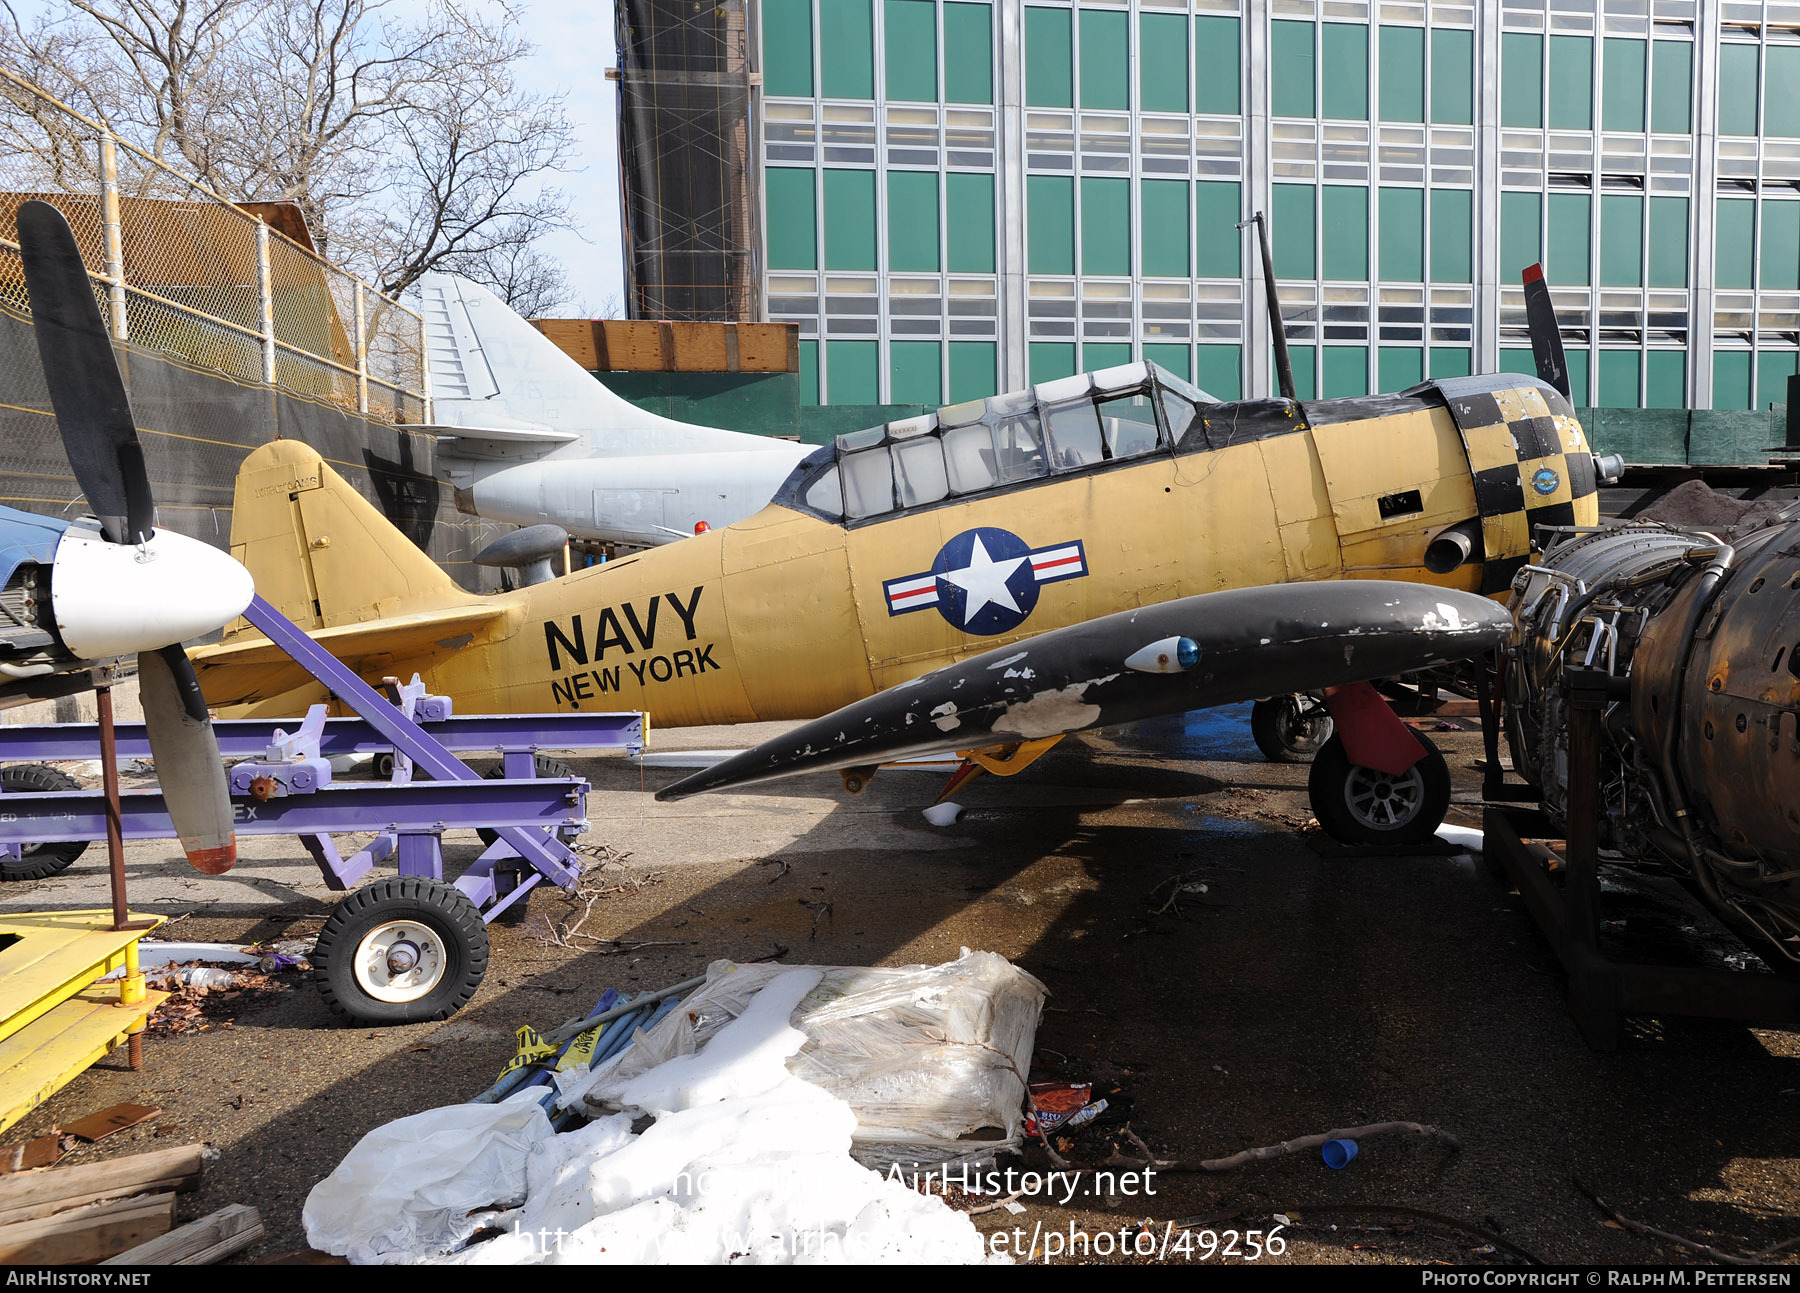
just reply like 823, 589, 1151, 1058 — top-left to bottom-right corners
1195, 17, 1240, 116
1379, 187, 1424, 283
1030, 342, 1077, 383
1195, 344, 1240, 399
888, 171, 940, 271
1501, 33, 1542, 129
1600, 194, 1643, 288
1379, 347, 1422, 393
1324, 346, 1367, 398
1272, 183, 1315, 280
799, 340, 820, 405
1081, 177, 1130, 276
1549, 36, 1592, 131
829, 339, 880, 402
1379, 26, 1423, 124
1140, 13, 1187, 114
1322, 186, 1368, 281
1321, 24, 1367, 122
1645, 352, 1685, 409
1430, 347, 1471, 379
1716, 199, 1754, 290
1758, 352, 1797, 411
1719, 45, 1759, 136
884, 0, 936, 102
1769, 47, 1800, 137
1028, 174, 1074, 275
891, 339, 942, 404
1025, 7, 1072, 108
947, 173, 995, 273
1602, 39, 1645, 133
1431, 28, 1472, 125
1285, 344, 1317, 399
1599, 350, 1640, 408
1084, 342, 1130, 370
1195, 181, 1242, 278
949, 341, 997, 403
1714, 351, 1750, 411
1547, 192, 1590, 287
1080, 9, 1128, 111
1143, 342, 1190, 380
764, 0, 814, 97
1500, 191, 1541, 283
821, 0, 875, 99
1141, 180, 1189, 278
1271, 21, 1314, 119
1762, 201, 1800, 292
1430, 189, 1472, 284
1648, 197, 1687, 288
944, 3, 993, 104
824, 169, 877, 270
767, 169, 818, 270
1650, 41, 1691, 134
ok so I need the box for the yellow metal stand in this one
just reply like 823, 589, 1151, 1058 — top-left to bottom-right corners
1, 909, 166, 1134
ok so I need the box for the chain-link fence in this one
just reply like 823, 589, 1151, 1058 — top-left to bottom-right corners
0, 68, 430, 425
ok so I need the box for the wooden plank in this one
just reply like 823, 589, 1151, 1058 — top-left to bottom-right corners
736, 323, 797, 373
102, 1204, 263, 1266
0, 1144, 202, 1226
0, 911, 162, 1043
530, 319, 599, 371
0, 1191, 175, 1264
666, 322, 730, 372
594, 320, 667, 371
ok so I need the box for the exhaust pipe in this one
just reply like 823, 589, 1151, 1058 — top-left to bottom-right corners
1425, 518, 1484, 574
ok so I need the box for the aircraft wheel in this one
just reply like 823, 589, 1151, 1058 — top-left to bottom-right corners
315, 877, 488, 1025
1308, 732, 1449, 847
0, 764, 90, 881
1250, 694, 1335, 763
478, 755, 579, 849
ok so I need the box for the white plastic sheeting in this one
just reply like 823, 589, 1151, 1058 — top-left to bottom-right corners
302, 1088, 555, 1263
567, 948, 1048, 1167
306, 968, 1000, 1264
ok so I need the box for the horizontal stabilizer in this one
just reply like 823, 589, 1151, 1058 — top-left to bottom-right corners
656, 581, 1510, 800
429, 423, 579, 462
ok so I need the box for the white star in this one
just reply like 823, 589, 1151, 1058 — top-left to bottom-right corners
940, 534, 1029, 627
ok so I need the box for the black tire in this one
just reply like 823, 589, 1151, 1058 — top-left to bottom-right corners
0, 764, 90, 881
314, 876, 489, 1025
1308, 731, 1450, 847
1250, 695, 1336, 763
477, 755, 578, 849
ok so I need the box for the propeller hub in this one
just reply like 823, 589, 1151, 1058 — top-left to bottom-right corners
386, 941, 421, 975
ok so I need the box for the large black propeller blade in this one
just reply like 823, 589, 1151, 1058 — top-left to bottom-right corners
16, 199, 236, 873
1522, 262, 1571, 402
16, 200, 155, 545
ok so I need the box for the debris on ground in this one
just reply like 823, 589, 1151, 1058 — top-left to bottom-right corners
0, 1143, 203, 1263
144, 960, 298, 1037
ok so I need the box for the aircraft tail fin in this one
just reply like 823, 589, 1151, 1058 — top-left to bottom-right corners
224, 439, 487, 632
417, 272, 801, 460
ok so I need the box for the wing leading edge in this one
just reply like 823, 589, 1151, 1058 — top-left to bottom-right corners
655, 581, 1510, 800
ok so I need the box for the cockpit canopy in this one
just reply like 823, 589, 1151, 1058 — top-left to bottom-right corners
789, 361, 1218, 523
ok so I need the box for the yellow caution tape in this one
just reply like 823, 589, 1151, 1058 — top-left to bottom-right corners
496, 1024, 558, 1080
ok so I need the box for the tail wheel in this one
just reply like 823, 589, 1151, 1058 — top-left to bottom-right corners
1250, 694, 1335, 763
0, 764, 90, 881
1308, 731, 1450, 847
314, 877, 488, 1024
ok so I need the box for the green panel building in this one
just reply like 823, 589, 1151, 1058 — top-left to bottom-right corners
710, 0, 1800, 409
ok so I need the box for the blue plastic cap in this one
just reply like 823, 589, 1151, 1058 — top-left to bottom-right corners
1321, 1139, 1359, 1169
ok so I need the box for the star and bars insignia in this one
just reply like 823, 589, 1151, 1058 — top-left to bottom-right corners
883, 526, 1089, 635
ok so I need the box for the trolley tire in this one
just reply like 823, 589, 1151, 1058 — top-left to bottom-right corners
1250, 695, 1335, 763
477, 755, 578, 849
314, 876, 489, 1025
0, 764, 90, 881
1307, 731, 1451, 847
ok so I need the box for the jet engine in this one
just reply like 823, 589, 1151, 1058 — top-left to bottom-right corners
1503, 510, 1800, 964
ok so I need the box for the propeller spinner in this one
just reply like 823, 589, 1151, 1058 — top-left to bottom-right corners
16, 199, 250, 873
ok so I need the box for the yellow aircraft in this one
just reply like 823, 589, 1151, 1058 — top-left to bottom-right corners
195, 321, 1605, 846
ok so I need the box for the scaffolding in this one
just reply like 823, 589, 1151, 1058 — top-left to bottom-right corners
616, 0, 762, 323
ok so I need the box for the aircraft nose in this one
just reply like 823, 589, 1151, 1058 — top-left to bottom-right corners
51, 527, 256, 660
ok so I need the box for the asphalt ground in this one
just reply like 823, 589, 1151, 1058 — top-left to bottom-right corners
4, 705, 1800, 1267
